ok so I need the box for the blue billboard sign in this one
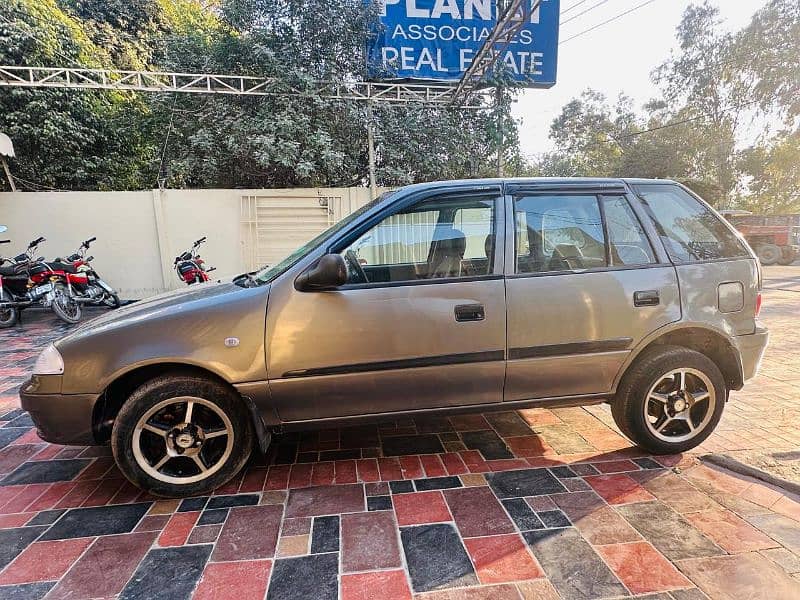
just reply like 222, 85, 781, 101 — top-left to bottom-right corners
367, 0, 559, 86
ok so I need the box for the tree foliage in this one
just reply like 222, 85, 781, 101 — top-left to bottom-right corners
531, 0, 799, 212
0, 0, 517, 190
0, 0, 797, 211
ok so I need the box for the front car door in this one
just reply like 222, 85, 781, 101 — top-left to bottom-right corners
265, 185, 507, 423
504, 183, 682, 402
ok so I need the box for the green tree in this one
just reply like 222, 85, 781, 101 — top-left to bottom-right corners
735, 0, 800, 122
651, 2, 751, 205
0, 0, 155, 190
738, 128, 800, 214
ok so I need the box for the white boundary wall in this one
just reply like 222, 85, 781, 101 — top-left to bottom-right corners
0, 187, 387, 299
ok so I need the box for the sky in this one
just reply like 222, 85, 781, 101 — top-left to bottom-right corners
512, 0, 769, 158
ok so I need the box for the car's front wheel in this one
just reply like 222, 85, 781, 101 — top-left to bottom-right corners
612, 345, 726, 454
111, 374, 253, 497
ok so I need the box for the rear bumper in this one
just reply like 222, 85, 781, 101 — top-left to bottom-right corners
736, 326, 769, 383
19, 377, 99, 445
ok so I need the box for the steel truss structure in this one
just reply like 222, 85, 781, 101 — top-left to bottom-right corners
0, 65, 492, 106
452, 0, 542, 102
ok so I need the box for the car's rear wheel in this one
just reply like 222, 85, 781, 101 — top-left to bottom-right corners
111, 374, 253, 497
612, 345, 726, 454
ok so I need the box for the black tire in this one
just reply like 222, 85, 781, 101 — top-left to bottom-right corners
51, 285, 82, 324
111, 374, 253, 498
612, 345, 726, 454
103, 293, 121, 308
756, 243, 781, 265
0, 290, 17, 328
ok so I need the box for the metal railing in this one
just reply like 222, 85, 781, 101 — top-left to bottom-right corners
0, 65, 488, 106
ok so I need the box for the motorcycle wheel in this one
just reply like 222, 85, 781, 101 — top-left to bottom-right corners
0, 290, 18, 328
51, 285, 82, 324
103, 293, 121, 308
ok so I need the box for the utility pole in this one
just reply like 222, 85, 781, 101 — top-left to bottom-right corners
0, 132, 16, 191
366, 101, 377, 198
1, 157, 15, 192
496, 86, 504, 178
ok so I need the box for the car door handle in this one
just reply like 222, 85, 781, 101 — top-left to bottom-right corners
455, 303, 485, 322
634, 290, 660, 307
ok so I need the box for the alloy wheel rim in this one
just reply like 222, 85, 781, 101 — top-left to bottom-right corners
132, 396, 234, 484
643, 368, 715, 443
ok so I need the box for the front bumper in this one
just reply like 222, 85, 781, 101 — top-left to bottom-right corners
736, 325, 769, 383
19, 377, 99, 445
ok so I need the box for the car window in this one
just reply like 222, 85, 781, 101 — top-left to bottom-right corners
634, 184, 749, 262
602, 196, 656, 266
515, 195, 607, 273
340, 195, 496, 284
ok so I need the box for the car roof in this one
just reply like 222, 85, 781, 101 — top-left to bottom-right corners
394, 177, 675, 194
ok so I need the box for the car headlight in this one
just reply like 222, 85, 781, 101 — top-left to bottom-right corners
33, 344, 64, 375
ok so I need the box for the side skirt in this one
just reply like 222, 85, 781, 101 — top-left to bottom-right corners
275, 393, 610, 433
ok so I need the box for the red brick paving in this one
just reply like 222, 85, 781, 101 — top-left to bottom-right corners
463, 534, 543, 584
341, 511, 402, 573
47, 532, 156, 598
193, 559, 272, 600
597, 541, 692, 594
444, 486, 515, 538
212, 505, 282, 561
392, 491, 451, 526
685, 508, 779, 553
341, 570, 412, 600
159, 510, 201, 547
0, 538, 93, 584
584, 473, 656, 505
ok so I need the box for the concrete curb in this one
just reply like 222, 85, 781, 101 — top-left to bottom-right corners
700, 453, 800, 497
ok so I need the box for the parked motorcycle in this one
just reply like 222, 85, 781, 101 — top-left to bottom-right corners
175, 237, 215, 285
0, 235, 82, 326
52, 237, 121, 308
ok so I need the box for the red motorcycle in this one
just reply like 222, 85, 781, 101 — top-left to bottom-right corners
0, 235, 82, 326
53, 237, 121, 308
175, 237, 215, 285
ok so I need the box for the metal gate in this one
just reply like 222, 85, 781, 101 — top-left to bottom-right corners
240, 193, 341, 272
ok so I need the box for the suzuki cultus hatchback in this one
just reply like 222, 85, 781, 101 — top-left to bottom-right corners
21, 179, 768, 496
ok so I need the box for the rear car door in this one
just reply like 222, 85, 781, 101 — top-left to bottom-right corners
265, 186, 507, 422
504, 184, 682, 402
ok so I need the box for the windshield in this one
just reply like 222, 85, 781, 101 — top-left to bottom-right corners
253, 191, 394, 284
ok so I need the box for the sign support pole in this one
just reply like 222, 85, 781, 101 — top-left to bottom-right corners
367, 101, 377, 198
496, 87, 504, 178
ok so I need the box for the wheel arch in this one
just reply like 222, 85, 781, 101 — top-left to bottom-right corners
93, 362, 270, 451
615, 325, 743, 394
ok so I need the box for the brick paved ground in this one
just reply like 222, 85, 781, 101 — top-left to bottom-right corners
0, 268, 798, 599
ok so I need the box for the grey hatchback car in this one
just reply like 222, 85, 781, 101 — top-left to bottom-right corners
21, 178, 769, 497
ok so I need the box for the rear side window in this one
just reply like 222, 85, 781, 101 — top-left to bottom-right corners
634, 184, 748, 262
602, 196, 656, 266
515, 195, 607, 273
514, 194, 656, 273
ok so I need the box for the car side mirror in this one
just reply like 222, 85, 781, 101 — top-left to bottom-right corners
295, 254, 347, 291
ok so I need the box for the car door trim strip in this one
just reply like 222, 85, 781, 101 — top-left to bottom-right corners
509, 337, 633, 360
281, 350, 505, 378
